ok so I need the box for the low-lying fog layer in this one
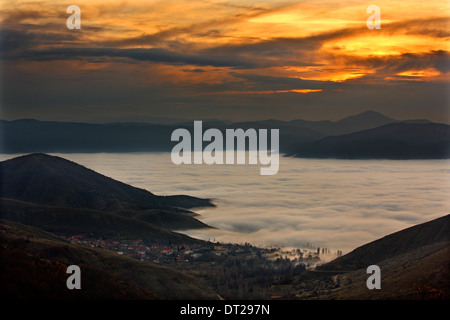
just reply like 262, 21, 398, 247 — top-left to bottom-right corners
2, 153, 448, 255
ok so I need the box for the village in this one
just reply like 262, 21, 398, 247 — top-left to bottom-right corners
66, 234, 257, 265
66, 234, 341, 267
66, 234, 343, 299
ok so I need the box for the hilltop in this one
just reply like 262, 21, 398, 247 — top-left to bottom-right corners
0, 153, 213, 211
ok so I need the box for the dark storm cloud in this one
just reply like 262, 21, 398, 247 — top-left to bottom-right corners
383, 16, 450, 38
3, 46, 264, 68
337, 50, 450, 80
0, 27, 81, 56
392, 51, 450, 74
2, 14, 448, 71
0, 24, 322, 68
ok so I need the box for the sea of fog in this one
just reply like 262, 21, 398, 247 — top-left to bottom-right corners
1, 153, 449, 256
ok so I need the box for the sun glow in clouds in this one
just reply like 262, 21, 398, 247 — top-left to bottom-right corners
0, 0, 449, 121
218, 89, 323, 94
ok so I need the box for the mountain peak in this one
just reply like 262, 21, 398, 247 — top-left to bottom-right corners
337, 110, 395, 123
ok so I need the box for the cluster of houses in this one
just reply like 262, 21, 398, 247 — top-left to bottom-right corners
66, 235, 250, 264
66, 235, 343, 269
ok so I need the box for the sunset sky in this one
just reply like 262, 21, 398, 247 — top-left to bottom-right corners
0, 0, 449, 122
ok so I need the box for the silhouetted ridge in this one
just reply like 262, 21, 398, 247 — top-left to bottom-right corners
0, 153, 213, 211
292, 123, 450, 159
0, 111, 439, 155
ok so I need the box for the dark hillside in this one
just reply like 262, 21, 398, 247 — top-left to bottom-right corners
318, 214, 449, 271
0, 153, 214, 211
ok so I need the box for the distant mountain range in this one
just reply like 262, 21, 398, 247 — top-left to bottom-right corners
289, 123, 450, 159
1, 111, 447, 159
0, 119, 175, 153
0, 153, 214, 243
236, 110, 433, 137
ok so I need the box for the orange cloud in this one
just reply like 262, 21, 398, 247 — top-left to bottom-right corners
209, 89, 323, 95
1, 0, 448, 103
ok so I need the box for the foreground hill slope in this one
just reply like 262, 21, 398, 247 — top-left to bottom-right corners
319, 241, 449, 299
319, 214, 449, 271
297, 215, 450, 299
0, 220, 219, 300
